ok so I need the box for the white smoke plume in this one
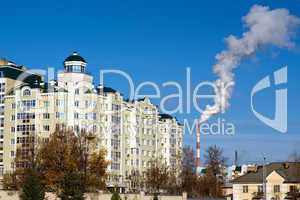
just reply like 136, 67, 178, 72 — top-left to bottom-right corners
199, 5, 300, 123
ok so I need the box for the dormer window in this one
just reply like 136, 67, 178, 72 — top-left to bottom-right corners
23, 89, 31, 96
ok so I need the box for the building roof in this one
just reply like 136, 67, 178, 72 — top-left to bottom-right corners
0, 65, 42, 88
64, 52, 86, 62
232, 162, 300, 184
96, 86, 117, 94
159, 113, 174, 120
103, 87, 117, 93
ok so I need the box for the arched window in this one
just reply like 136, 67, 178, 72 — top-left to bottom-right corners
23, 89, 31, 96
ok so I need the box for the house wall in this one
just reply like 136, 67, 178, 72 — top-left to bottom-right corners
233, 183, 261, 200
233, 182, 300, 200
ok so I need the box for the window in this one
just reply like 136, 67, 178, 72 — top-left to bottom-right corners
75, 89, 79, 95
11, 139, 15, 145
290, 185, 297, 192
11, 151, 15, 157
74, 101, 79, 107
56, 99, 64, 106
0, 118, 3, 127
0, 94, 4, 104
243, 185, 248, 193
17, 113, 35, 120
43, 113, 50, 119
43, 125, 50, 131
23, 89, 31, 96
92, 125, 97, 133
56, 112, 64, 119
18, 100, 36, 110
44, 101, 49, 107
111, 163, 120, 170
274, 185, 280, 193
16, 124, 35, 132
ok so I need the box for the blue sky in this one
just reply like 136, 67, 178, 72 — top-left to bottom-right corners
1, 0, 300, 164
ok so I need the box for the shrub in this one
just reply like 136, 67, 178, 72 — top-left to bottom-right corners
19, 170, 45, 200
59, 171, 85, 200
111, 188, 121, 200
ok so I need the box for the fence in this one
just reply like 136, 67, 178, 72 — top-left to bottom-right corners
0, 190, 187, 200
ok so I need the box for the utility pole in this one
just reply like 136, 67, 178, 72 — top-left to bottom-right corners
263, 156, 267, 200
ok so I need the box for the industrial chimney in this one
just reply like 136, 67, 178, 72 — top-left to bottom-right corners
234, 150, 238, 166
196, 121, 201, 175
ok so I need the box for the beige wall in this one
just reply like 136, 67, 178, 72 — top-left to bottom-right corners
233, 171, 300, 200
233, 183, 261, 200
0, 191, 187, 200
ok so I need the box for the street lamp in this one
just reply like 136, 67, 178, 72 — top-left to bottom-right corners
263, 156, 267, 200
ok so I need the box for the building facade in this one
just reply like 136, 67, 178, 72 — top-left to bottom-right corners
0, 52, 183, 189
232, 162, 300, 200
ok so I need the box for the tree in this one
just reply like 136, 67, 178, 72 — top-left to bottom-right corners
285, 190, 300, 200
204, 145, 227, 176
111, 188, 121, 200
180, 146, 198, 197
153, 193, 159, 200
19, 169, 45, 200
37, 128, 109, 194
59, 170, 85, 200
87, 149, 109, 191
182, 146, 196, 172
128, 170, 143, 193
4, 135, 40, 190
165, 169, 181, 195
203, 145, 227, 197
3, 173, 18, 190
145, 158, 169, 194
7, 127, 109, 198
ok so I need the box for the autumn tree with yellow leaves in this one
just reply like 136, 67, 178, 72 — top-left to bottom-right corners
4, 127, 109, 198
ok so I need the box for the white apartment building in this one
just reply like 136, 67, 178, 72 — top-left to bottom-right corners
0, 52, 183, 189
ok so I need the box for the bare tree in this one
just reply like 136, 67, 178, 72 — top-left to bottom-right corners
145, 158, 169, 194
203, 145, 227, 197
180, 146, 198, 197
204, 145, 227, 176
